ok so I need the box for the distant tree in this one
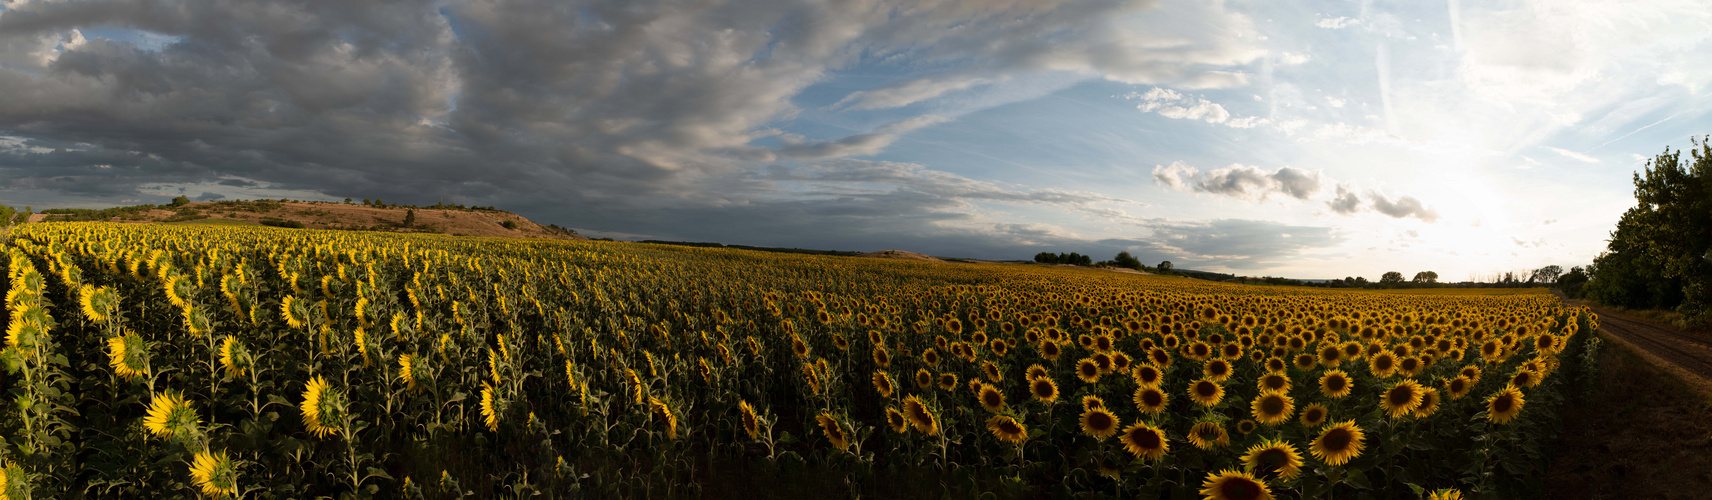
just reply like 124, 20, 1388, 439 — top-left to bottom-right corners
1112, 251, 1141, 270
1530, 265, 1563, 284
345, 198, 353, 204
171, 195, 190, 207
1380, 271, 1405, 287
1352, 276, 1370, 287
1558, 266, 1591, 298
1034, 252, 1057, 264
363, 199, 371, 205
403, 209, 416, 227
375, 199, 384, 207
502, 220, 518, 230
1411, 271, 1439, 284
1158, 261, 1174, 273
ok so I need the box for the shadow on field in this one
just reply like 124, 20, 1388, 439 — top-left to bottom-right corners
1546, 335, 1712, 499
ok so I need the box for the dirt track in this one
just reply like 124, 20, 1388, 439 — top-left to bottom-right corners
1581, 302, 1712, 385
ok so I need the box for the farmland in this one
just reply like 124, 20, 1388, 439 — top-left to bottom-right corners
0, 222, 1596, 499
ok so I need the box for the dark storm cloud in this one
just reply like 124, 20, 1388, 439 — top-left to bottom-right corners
1140, 218, 1344, 269
0, 0, 1270, 260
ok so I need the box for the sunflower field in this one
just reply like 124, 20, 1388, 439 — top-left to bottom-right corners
0, 222, 1598, 499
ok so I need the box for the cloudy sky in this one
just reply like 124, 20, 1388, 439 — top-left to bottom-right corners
2, 0, 1708, 279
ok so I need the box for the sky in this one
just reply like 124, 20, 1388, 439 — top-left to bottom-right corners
1, 0, 1708, 280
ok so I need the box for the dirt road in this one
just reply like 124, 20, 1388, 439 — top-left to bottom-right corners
1577, 300, 1712, 385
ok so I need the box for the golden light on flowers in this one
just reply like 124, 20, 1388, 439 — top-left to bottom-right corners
1257, 372, 1289, 393
1030, 376, 1059, 403
399, 354, 419, 390
280, 295, 306, 329
1187, 421, 1229, 450
738, 400, 761, 439
885, 407, 908, 434
1511, 368, 1540, 388
1199, 469, 1273, 500
1242, 438, 1304, 480
1132, 364, 1163, 387
1250, 391, 1294, 426
816, 412, 848, 450
1080, 407, 1120, 440
300, 376, 343, 438
189, 449, 239, 497
986, 415, 1028, 444
1299, 403, 1328, 427
1119, 422, 1169, 461
1075, 358, 1101, 383
1310, 421, 1366, 466
1427, 488, 1467, 500
219, 335, 246, 377
936, 372, 958, 391
1081, 394, 1106, 412
651, 397, 679, 439
978, 384, 1005, 412
1487, 385, 1526, 424
872, 371, 895, 398
1381, 380, 1424, 418
902, 395, 939, 435
1204, 359, 1232, 382
106, 332, 148, 380
1134, 387, 1167, 414
1319, 370, 1353, 399
1413, 388, 1440, 418
1446, 376, 1472, 400
144, 391, 198, 439
1189, 379, 1224, 407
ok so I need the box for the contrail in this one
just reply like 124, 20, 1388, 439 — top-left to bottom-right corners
1591, 111, 1683, 152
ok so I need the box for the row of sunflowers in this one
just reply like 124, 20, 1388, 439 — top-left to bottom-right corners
0, 222, 1595, 498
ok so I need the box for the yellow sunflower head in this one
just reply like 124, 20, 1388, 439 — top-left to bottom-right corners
1309, 420, 1366, 466
885, 407, 908, 434
872, 371, 896, 399
978, 384, 1005, 413
1251, 391, 1294, 426
1199, 469, 1273, 500
1030, 376, 1059, 403
1187, 421, 1229, 450
1119, 422, 1169, 461
902, 395, 939, 436
1486, 385, 1525, 424
1133, 386, 1168, 414
300, 375, 346, 438
1189, 378, 1225, 407
189, 449, 239, 498
986, 415, 1028, 444
738, 400, 761, 439
1299, 403, 1329, 427
143, 391, 200, 440
219, 335, 247, 378
1319, 369, 1353, 399
106, 332, 150, 380
1080, 408, 1120, 440
816, 412, 848, 450
1380, 379, 1424, 418
1243, 438, 1304, 480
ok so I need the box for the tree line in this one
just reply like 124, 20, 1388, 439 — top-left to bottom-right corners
1570, 137, 1710, 328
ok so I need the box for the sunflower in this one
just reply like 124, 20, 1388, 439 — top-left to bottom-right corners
144, 391, 199, 439
1237, 419, 1258, 435
1264, 357, 1287, 373
1119, 422, 1169, 461
817, 413, 848, 450
1132, 364, 1164, 388
1030, 376, 1059, 403
1299, 403, 1328, 427
1487, 385, 1525, 424
1026, 364, 1050, 381
1309, 421, 1366, 466
936, 373, 958, 391
1427, 488, 1466, 500
1187, 421, 1229, 450
1081, 408, 1120, 440
1243, 438, 1304, 480
885, 407, 908, 434
1380, 379, 1424, 418
189, 449, 239, 497
1204, 359, 1233, 382
1148, 347, 1173, 368
982, 361, 1002, 383
1257, 372, 1290, 393
219, 336, 247, 378
1460, 364, 1482, 383
914, 368, 933, 388
1134, 387, 1168, 414
651, 397, 678, 439
399, 353, 419, 390
1446, 376, 1472, 400
1319, 369, 1353, 399
1189, 378, 1225, 407
480, 381, 502, 433
979, 384, 1006, 412
106, 332, 149, 380
1076, 358, 1102, 383
738, 400, 761, 439
280, 295, 307, 329
1292, 353, 1317, 371
903, 395, 939, 435
1199, 469, 1272, 500
987, 415, 1028, 444
872, 347, 891, 367
1397, 357, 1423, 377
1413, 388, 1440, 418
1368, 352, 1397, 378
1251, 391, 1294, 426
922, 348, 940, 367
1510, 368, 1540, 388
873, 371, 895, 398
1041, 340, 1062, 361
1318, 344, 1343, 366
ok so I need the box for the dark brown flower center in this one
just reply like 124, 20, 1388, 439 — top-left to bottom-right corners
1323, 428, 1352, 451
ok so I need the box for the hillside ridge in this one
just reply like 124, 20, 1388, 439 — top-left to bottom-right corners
31, 200, 586, 240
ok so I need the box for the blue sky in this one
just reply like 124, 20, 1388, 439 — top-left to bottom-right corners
1, 0, 1708, 279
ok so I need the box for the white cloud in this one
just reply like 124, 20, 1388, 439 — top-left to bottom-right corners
1316, 16, 1360, 29
1544, 146, 1600, 163
1127, 87, 1270, 128
1153, 162, 1324, 201
1278, 52, 1310, 66
1325, 96, 1346, 108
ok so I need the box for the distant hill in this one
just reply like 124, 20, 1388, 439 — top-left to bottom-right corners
33, 200, 585, 240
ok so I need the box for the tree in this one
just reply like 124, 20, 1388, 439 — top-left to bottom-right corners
171, 195, 190, 207
1379, 271, 1405, 287
1112, 251, 1141, 270
1411, 271, 1439, 284
1158, 261, 1174, 273
345, 198, 353, 204
363, 199, 371, 205
403, 209, 416, 227
1585, 137, 1712, 325
1558, 266, 1591, 298
1530, 265, 1563, 284
1034, 252, 1057, 264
